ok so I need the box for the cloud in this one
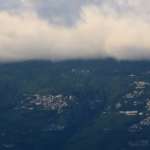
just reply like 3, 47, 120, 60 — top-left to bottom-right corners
0, 0, 90, 25
1, 3, 150, 61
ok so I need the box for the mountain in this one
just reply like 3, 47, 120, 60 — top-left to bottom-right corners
1, 59, 150, 150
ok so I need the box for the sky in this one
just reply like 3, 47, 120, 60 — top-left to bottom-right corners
0, 0, 150, 61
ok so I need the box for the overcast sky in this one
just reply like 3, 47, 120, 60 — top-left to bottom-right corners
0, 0, 150, 61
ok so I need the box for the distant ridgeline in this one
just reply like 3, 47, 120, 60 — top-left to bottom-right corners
1, 59, 150, 150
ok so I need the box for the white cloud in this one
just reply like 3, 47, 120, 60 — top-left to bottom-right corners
0, 3, 150, 61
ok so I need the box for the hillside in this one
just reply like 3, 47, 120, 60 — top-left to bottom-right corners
0, 59, 150, 150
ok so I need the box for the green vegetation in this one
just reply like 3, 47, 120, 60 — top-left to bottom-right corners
0, 59, 150, 150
